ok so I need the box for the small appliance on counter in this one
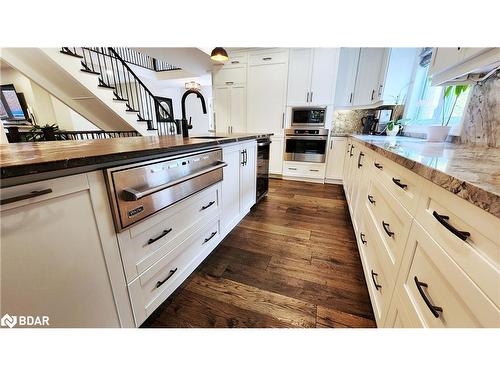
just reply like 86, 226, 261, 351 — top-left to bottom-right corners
361, 114, 378, 134
361, 108, 394, 135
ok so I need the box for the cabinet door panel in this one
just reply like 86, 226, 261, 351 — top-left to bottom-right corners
334, 48, 360, 107
269, 136, 284, 175
287, 48, 312, 105
230, 85, 247, 133
240, 142, 257, 212
353, 48, 386, 106
247, 63, 288, 136
325, 137, 346, 180
214, 86, 231, 133
310, 48, 339, 105
429, 48, 463, 76
221, 146, 241, 235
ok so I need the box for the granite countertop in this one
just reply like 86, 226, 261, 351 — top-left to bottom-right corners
0, 133, 272, 186
351, 135, 500, 218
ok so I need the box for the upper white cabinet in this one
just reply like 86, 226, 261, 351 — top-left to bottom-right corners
214, 84, 247, 133
247, 49, 289, 137
429, 47, 500, 85
287, 48, 340, 106
335, 48, 417, 109
334, 48, 361, 107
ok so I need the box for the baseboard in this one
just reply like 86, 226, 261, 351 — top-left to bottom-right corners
325, 178, 343, 185
282, 175, 325, 184
269, 173, 282, 179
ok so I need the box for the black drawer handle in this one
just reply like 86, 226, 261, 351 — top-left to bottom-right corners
371, 270, 382, 290
156, 268, 178, 288
262, 57, 272, 61
432, 211, 471, 241
357, 152, 365, 168
201, 200, 215, 211
382, 221, 394, 237
367, 195, 376, 204
346, 143, 351, 154
203, 231, 217, 244
360, 232, 367, 244
374, 162, 383, 170
309, 169, 319, 172
349, 145, 354, 157
392, 178, 408, 190
414, 276, 443, 318
1, 188, 53, 205
147, 228, 173, 245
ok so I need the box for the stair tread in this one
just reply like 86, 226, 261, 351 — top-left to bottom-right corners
112, 98, 128, 101
60, 49, 83, 58
99, 84, 116, 90
80, 69, 101, 75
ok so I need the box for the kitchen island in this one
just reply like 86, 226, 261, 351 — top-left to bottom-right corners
0, 133, 269, 327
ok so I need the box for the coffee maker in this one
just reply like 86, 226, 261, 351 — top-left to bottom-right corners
361, 114, 378, 134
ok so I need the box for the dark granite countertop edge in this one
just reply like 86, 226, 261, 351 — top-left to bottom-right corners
350, 135, 500, 219
0, 134, 271, 186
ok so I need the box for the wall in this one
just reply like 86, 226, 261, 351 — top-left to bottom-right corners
459, 73, 499, 147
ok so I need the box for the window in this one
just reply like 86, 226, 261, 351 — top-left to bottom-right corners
405, 49, 470, 126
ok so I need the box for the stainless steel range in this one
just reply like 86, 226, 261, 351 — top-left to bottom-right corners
284, 128, 329, 163
104, 148, 226, 232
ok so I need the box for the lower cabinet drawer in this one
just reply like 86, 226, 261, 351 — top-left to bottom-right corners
118, 184, 220, 282
128, 219, 221, 326
398, 222, 499, 328
283, 162, 326, 179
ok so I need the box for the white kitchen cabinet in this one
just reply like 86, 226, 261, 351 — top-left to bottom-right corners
221, 140, 257, 236
334, 48, 360, 107
429, 48, 464, 77
269, 136, 284, 175
0, 173, 130, 327
353, 48, 387, 106
325, 137, 346, 181
214, 84, 247, 133
247, 50, 288, 137
287, 48, 340, 106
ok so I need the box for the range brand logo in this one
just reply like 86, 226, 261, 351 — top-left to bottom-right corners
1, 314, 17, 328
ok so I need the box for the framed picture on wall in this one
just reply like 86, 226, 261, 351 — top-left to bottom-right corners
154, 96, 174, 122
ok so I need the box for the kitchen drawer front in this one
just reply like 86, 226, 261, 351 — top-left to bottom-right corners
213, 66, 247, 85
365, 177, 413, 285
283, 162, 326, 179
357, 216, 391, 325
249, 51, 288, 65
371, 154, 423, 215
416, 181, 500, 307
399, 222, 499, 328
118, 184, 220, 282
128, 219, 221, 326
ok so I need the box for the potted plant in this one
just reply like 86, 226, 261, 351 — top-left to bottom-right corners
26, 123, 59, 142
427, 84, 468, 142
385, 119, 406, 136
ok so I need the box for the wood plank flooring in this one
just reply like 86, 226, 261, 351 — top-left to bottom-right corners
141, 179, 376, 328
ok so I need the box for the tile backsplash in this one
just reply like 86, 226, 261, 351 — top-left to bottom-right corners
331, 105, 404, 135
459, 73, 499, 147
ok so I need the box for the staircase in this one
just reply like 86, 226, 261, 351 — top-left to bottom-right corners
1, 47, 178, 136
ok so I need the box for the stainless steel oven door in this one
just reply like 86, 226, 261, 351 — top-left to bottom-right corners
284, 136, 328, 163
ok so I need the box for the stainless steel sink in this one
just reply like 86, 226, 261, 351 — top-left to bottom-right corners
191, 136, 227, 139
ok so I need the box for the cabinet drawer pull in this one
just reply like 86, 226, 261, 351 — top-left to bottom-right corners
309, 169, 319, 172
371, 89, 375, 101
357, 152, 365, 168
349, 92, 353, 103
414, 276, 443, 318
432, 211, 471, 241
392, 178, 408, 190
1, 188, 53, 205
288, 167, 297, 170
382, 221, 394, 237
346, 143, 351, 154
371, 270, 382, 290
360, 232, 367, 244
155, 268, 178, 288
201, 200, 216, 211
374, 162, 383, 170
225, 81, 234, 85
231, 61, 239, 64
203, 231, 217, 244
147, 228, 173, 245
367, 195, 376, 204
262, 57, 272, 61
349, 145, 355, 157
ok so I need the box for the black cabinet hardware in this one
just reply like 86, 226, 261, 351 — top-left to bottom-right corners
392, 178, 408, 190
241, 149, 247, 166
360, 232, 367, 244
231, 61, 240, 64
374, 162, 383, 170
357, 152, 365, 168
349, 145, 355, 157
347, 143, 351, 154
203, 231, 217, 244
1, 188, 53, 205
262, 57, 272, 61
201, 201, 215, 211
156, 268, 178, 288
371, 89, 375, 101
288, 167, 297, 171
371, 270, 382, 290
382, 221, 394, 237
309, 169, 319, 172
147, 228, 173, 245
432, 211, 471, 241
414, 276, 443, 318
367, 195, 376, 204
349, 92, 353, 103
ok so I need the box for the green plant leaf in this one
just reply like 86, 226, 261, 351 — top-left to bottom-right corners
444, 86, 453, 98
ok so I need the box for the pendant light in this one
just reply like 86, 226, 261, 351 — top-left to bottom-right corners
210, 47, 228, 62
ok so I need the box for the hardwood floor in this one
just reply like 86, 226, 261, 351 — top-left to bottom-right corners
141, 179, 376, 328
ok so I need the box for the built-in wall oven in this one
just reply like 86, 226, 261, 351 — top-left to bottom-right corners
291, 107, 326, 128
284, 128, 329, 163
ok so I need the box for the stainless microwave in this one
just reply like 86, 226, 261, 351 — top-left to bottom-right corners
291, 107, 326, 127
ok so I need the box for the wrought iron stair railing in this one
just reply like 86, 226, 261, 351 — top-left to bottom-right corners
5, 127, 140, 143
60, 47, 177, 136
